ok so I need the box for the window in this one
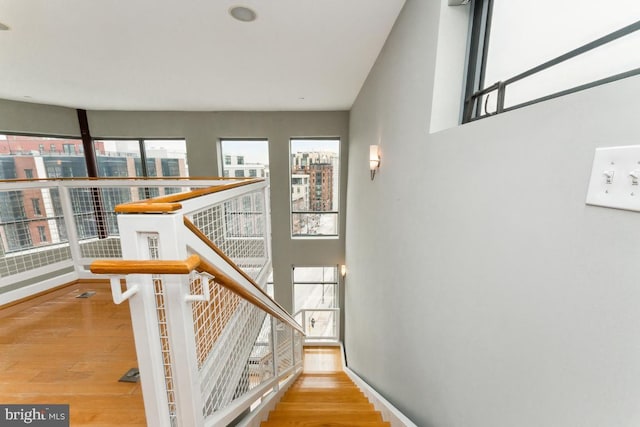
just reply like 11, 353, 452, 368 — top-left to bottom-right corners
293, 266, 339, 341
37, 226, 47, 242
62, 144, 75, 154
290, 139, 339, 237
94, 139, 188, 178
219, 139, 269, 181
0, 134, 86, 179
464, 0, 640, 122
31, 198, 42, 216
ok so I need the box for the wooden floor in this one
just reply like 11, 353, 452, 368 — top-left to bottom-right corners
262, 347, 390, 427
1, 286, 389, 427
0, 282, 145, 426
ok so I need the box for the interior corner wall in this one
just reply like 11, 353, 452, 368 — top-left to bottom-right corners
345, 1, 640, 427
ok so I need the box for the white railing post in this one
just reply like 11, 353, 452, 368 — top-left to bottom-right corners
145, 213, 204, 427
57, 183, 83, 275
116, 216, 174, 427
270, 316, 280, 392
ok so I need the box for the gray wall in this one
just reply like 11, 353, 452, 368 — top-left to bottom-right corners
346, 1, 640, 427
0, 103, 349, 332
89, 110, 349, 316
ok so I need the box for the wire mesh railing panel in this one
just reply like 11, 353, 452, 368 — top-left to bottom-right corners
199, 297, 267, 417
66, 185, 208, 259
188, 191, 268, 281
250, 316, 275, 387
276, 320, 293, 374
189, 272, 241, 367
0, 187, 73, 278
293, 330, 303, 365
147, 235, 178, 427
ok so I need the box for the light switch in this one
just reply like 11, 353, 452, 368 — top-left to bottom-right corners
586, 145, 640, 212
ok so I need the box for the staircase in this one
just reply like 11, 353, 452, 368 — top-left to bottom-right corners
261, 359, 390, 426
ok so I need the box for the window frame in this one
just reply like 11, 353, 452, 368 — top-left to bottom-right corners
463, 0, 640, 123
92, 137, 188, 178
289, 137, 340, 239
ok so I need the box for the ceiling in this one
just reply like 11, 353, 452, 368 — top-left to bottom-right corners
0, 0, 406, 111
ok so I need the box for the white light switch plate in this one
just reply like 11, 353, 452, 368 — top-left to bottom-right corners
586, 145, 640, 211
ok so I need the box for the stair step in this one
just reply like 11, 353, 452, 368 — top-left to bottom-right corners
261, 422, 390, 427
261, 348, 390, 427
261, 422, 391, 427
275, 402, 375, 412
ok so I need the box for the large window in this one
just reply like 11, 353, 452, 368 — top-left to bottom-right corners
290, 139, 339, 237
464, 0, 640, 121
219, 139, 269, 180
293, 266, 339, 341
0, 134, 86, 252
94, 139, 188, 178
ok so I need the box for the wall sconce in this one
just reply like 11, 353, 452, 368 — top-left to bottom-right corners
340, 265, 347, 277
369, 145, 380, 180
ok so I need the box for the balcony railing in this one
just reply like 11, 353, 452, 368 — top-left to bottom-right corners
89, 178, 304, 427
0, 178, 222, 301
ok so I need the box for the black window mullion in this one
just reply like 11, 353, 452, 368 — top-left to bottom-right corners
463, 0, 494, 123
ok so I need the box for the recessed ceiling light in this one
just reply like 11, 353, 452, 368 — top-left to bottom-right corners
0, 22, 10, 31
229, 6, 257, 22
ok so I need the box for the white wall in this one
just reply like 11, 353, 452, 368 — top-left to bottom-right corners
345, 1, 640, 426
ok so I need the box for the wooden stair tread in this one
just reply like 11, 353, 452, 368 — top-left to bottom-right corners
262, 365, 389, 427
261, 422, 390, 427
275, 402, 375, 411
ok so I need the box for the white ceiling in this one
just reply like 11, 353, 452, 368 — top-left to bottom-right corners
0, 0, 405, 111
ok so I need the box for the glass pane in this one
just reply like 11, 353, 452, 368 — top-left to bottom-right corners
484, 0, 640, 106
95, 140, 141, 177
292, 212, 337, 236
220, 139, 269, 180
293, 266, 338, 313
303, 310, 337, 339
144, 139, 188, 177
0, 134, 87, 179
503, 31, 640, 108
293, 266, 337, 283
290, 139, 339, 236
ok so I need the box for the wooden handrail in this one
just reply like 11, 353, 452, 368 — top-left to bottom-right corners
114, 178, 263, 213
90, 254, 201, 275
89, 253, 303, 334
196, 258, 304, 334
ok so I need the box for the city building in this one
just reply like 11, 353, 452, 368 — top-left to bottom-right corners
222, 154, 268, 179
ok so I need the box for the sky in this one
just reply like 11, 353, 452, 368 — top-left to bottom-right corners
484, 0, 640, 109
222, 139, 340, 166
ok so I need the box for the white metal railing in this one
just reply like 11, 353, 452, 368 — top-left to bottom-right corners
0, 179, 217, 302
89, 179, 304, 427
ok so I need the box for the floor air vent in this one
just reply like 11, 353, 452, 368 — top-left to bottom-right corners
75, 291, 96, 299
119, 368, 140, 383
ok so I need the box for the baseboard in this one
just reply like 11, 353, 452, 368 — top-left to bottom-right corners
340, 343, 418, 427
